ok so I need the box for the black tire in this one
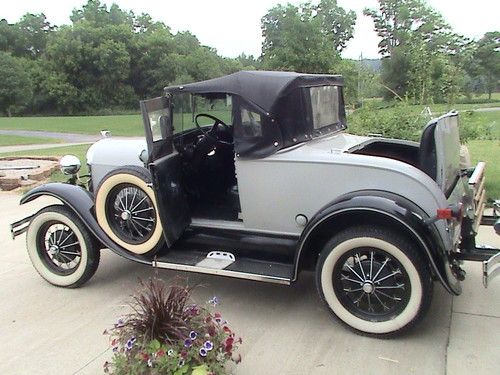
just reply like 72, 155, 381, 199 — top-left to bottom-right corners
95, 166, 163, 255
315, 225, 433, 337
26, 205, 100, 288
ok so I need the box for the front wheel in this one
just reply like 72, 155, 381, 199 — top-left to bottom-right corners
26, 205, 100, 288
316, 226, 433, 337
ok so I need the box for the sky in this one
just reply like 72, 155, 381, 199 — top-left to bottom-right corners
2, 0, 499, 59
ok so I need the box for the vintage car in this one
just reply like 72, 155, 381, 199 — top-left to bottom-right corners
11, 71, 500, 337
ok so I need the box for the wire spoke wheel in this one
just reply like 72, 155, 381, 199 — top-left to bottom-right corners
334, 248, 411, 321
38, 221, 82, 276
106, 183, 157, 245
316, 226, 433, 336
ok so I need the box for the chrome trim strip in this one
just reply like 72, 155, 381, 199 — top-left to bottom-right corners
469, 162, 486, 186
190, 218, 300, 237
293, 207, 455, 294
483, 251, 500, 288
152, 260, 291, 285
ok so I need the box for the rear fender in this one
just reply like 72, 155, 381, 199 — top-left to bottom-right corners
294, 190, 462, 295
20, 183, 150, 265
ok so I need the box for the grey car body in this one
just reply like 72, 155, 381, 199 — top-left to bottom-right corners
13, 71, 499, 337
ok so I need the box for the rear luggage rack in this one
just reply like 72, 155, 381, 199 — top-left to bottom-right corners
469, 162, 487, 232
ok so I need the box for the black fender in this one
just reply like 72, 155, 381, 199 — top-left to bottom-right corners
20, 183, 150, 265
294, 190, 461, 295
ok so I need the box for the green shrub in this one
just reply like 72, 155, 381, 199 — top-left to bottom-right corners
348, 102, 427, 142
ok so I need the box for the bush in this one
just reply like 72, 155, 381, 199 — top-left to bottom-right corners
348, 101, 427, 142
104, 278, 242, 375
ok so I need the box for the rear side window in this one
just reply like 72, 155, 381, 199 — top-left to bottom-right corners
240, 108, 262, 137
309, 86, 340, 129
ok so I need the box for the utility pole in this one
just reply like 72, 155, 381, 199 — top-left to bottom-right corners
358, 52, 364, 107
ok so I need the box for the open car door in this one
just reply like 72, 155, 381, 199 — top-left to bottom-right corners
140, 96, 191, 247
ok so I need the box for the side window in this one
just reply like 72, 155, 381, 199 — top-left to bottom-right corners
149, 109, 170, 142
240, 107, 262, 137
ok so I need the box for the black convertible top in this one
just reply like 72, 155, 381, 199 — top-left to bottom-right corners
165, 70, 344, 114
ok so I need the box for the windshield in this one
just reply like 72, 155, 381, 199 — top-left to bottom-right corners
172, 93, 232, 134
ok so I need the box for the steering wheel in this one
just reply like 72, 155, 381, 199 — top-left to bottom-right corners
195, 113, 233, 146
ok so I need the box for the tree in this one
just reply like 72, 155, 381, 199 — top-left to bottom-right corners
0, 13, 52, 58
364, 0, 470, 103
473, 32, 500, 99
261, 1, 355, 73
0, 52, 33, 116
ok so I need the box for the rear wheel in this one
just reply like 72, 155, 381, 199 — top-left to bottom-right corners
316, 226, 433, 337
95, 166, 163, 255
26, 205, 100, 288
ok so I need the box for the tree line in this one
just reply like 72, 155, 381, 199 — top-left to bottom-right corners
0, 0, 498, 116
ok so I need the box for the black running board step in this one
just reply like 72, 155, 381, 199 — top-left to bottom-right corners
153, 250, 293, 285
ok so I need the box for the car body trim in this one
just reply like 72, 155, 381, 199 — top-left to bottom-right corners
190, 218, 299, 237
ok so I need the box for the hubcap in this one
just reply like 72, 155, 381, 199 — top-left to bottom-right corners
333, 248, 411, 321
362, 281, 374, 294
121, 210, 131, 221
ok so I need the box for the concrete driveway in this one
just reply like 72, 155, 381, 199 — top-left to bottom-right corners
0, 192, 498, 375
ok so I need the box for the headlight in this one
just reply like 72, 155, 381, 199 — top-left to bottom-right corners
59, 155, 81, 175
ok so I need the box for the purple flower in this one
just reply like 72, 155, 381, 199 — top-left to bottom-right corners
114, 318, 125, 328
203, 340, 214, 351
189, 331, 197, 340
199, 347, 208, 357
125, 338, 135, 351
208, 296, 219, 306
184, 339, 192, 348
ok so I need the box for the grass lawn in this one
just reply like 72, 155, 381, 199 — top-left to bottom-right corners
0, 115, 143, 137
0, 134, 62, 146
468, 140, 500, 199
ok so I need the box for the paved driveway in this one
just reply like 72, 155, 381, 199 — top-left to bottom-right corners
0, 192, 498, 375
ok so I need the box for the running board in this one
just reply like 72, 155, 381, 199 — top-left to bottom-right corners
152, 250, 293, 285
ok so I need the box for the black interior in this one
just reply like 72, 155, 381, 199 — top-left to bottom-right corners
350, 123, 438, 181
173, 118, 240, 222
418, 121, 438, 180
351, 139, 420, 167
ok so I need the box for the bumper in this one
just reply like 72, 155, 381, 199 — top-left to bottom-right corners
10, 215, 34, 239
484, 250, 500, 288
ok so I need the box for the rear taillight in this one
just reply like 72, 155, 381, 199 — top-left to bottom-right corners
426, 203, 463, 226
436, 204, 463, 221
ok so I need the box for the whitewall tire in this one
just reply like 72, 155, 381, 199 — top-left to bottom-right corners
95, 166, 163, 255
26, 205, 100, 288
316, 226, 433, 337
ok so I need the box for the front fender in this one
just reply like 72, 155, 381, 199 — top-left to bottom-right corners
294, 190, 461, 295
20, 183, 150, 265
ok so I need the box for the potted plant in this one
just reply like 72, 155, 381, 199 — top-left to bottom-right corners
103, 278, 242, 375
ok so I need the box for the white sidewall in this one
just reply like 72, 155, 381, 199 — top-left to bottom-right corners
320, 237, 423, 334
27, 211, 89, 287
95, 173, 162, 254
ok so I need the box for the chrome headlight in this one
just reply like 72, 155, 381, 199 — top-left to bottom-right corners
59, 155, 81, 175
